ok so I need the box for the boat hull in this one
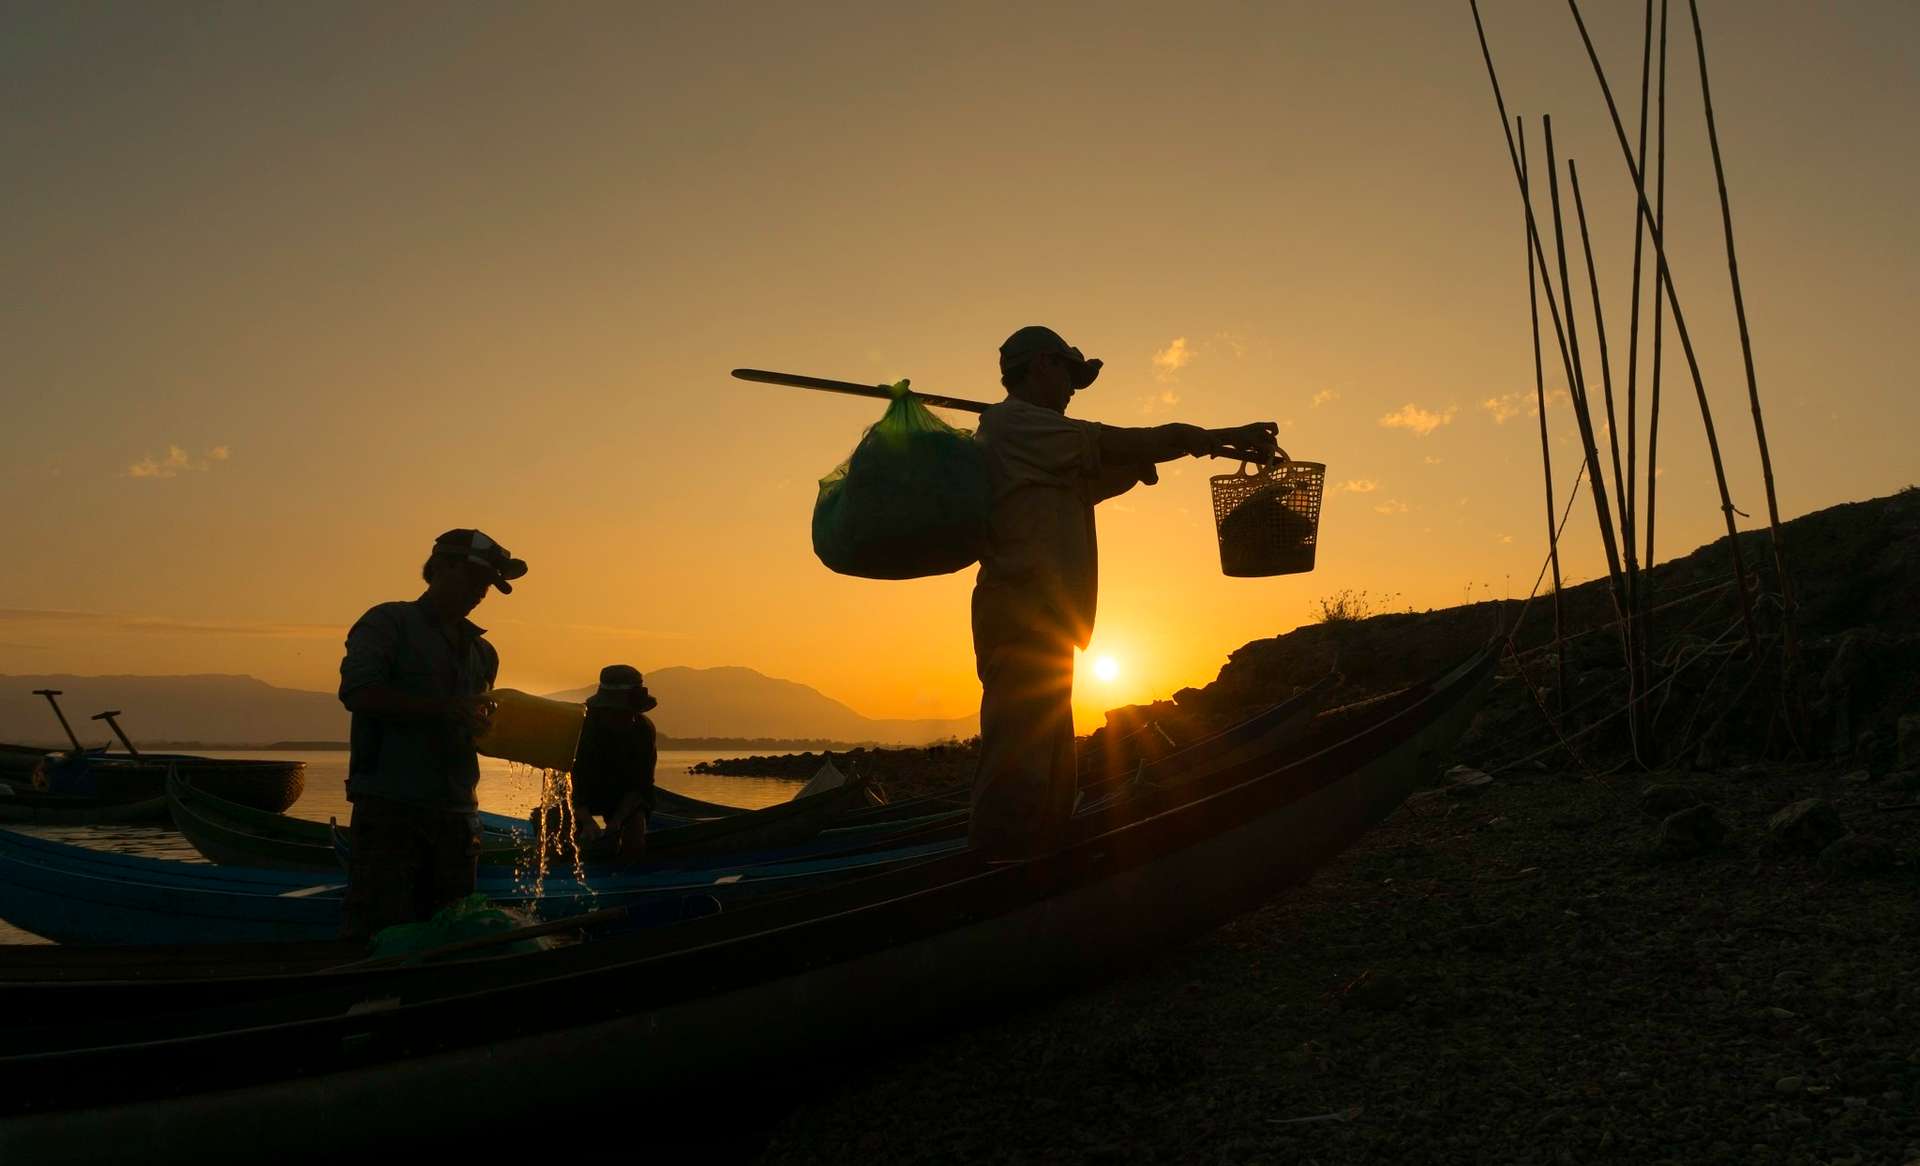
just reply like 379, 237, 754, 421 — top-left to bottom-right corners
0, 648, 1493, 1155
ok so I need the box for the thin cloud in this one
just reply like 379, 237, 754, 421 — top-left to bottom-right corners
0, 608, 336, 639
128, 444, 231, 479
1424, 455, 1444, 465
1481, 393, 1532, 424
1214, 331, 1248, 358
1373, 499, 1411, 515
1311, 389, 1341, 408
1339, 479, 1380, 494
1481, 389, 1573, 424
1378, 404, 1455, 437
1139, 388, 1183, 415
1498, 534, 1515, 544
491, 617, 695, 642
1152, 337, 1193, 379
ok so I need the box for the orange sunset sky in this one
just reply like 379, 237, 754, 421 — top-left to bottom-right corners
3, 2, 1914, 731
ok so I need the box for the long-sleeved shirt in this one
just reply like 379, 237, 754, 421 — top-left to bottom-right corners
570, 711, 657, 819
972, 398, 1145, 647
337, 597, 499, 813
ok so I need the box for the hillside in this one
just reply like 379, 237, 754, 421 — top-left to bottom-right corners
0, 674, 344, 750
545, 666, 975, 747
1094, 487, 1920, 776
0, 664, 975, 749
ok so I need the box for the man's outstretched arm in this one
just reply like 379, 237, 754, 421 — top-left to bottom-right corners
1099, 421, 1280, 468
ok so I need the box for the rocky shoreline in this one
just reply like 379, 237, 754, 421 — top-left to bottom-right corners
761, 757, 1920, 1163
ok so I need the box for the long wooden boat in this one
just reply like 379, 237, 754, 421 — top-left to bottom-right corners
0, 744, 303, 815
169, 768, 882, 874
0, 646, 1493, 1154
0, 815, 962, 947
168, 773, 534, 871
0, 785, 168, 826
0, 743, 101, 781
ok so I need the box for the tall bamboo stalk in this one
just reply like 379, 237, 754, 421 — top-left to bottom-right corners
1519, 120, 1567, 717
1644, 0, 1670, 658
1570, 162, 1631, 569
1622, 0, 1655, 746
1469, 0, 1591, 518
1568, 159, 1641, 752
1564, 0, 1761, 657
1688, 0, 1804, 744
1544, 121, 1630, 628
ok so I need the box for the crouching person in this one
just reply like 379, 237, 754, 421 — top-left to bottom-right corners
568, 665, 658, 864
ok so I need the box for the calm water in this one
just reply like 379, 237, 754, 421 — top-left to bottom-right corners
0, 748, 809, 945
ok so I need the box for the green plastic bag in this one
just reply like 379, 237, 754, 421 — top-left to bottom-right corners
811, 380, 991, 579
366, 893, 551, 962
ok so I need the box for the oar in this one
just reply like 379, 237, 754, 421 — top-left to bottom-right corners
731, 368, 990, 415
91, 710, 141, 757
30, 690, 84, 754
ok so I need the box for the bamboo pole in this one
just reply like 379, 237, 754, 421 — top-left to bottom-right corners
1544, 120, 1630, 627
1519, 120, 1567, 718
1469, 1, 1589, 518
1569, 162, 1631, 570
1622, 0, 1655, 746
1563, 0, 1761, 658
1644, 0, 1670, 659
1687, 0, 1805, 746
1568, 159, 1642, 754
1623, 0, 1653, 581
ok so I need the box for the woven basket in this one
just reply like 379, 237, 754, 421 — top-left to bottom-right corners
1209, 459, 1325, 578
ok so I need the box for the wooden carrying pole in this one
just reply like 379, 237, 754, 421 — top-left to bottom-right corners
1563, 0, 1761, 659
1519, 122, 1568, 716
731, 368, 989, 414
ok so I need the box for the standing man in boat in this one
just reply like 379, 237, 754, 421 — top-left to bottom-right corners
970, 326, 1277, 858
336, 529, 526, 940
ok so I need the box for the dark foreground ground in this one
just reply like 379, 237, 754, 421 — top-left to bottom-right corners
749, 760, 1919, 1165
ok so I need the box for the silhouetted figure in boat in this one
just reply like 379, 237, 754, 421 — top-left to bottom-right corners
336, 529, 526, 940
970, 326, 1278, 859
568, 664, 658, 864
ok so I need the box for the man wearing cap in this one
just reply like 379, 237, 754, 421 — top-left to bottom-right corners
970, 326, 1278, 858
336, 529, 527, 939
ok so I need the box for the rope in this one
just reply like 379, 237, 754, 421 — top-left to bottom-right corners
1486, 611, 1747, 775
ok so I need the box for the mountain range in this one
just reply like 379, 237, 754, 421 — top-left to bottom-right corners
0, 667, 976, 749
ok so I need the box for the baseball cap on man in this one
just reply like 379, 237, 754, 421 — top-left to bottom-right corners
999, 325, 1103, 390
432, 529, 528, 593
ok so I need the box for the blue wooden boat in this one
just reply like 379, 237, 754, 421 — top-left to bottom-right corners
0, 824, 961, 946
0, 647, 1494, 1156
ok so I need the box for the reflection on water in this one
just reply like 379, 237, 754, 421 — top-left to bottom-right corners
0, 749, 807, 946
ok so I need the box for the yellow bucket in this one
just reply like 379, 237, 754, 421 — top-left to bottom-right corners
477, 688, 585, 772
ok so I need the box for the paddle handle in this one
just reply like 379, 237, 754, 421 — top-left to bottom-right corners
731, 368, 990, 415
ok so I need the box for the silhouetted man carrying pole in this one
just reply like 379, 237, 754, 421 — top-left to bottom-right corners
971, 326, 1277, 858
336, 529, 526, 940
